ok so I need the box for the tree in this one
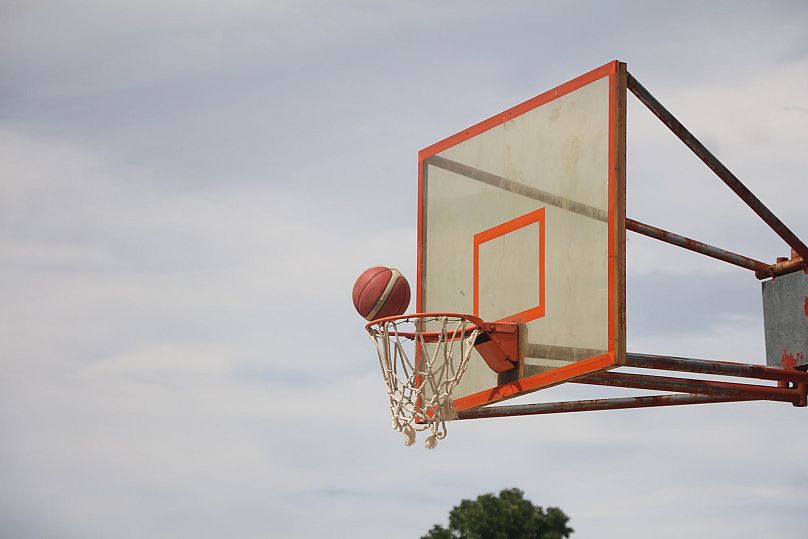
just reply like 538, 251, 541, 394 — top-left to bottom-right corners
422, 488, 573, 539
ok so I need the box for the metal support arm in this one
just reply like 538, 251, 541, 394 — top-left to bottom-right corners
624, 352, 808, 385
457, 394, 757, 419
627, 218, 770, 274
575, 370, 800, 403
627, 73, 808, 262
456, 352, 808, 420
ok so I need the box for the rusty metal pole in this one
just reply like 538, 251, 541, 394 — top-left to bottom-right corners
575, 371, 800, 403
624, 353, 808, 384
627, 218, 770, 273
627, 73, 808, 262
457, 394, 757, 420
755, 254, 806, 279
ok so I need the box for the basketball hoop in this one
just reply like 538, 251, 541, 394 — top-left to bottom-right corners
365, 313, 484, 449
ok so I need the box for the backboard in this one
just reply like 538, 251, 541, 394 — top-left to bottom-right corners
418, 61, 627, 412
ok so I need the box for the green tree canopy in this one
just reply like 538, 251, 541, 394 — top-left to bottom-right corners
422, 488, 573, 539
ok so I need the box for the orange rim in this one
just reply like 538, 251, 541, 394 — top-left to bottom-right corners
365, 312, 486, 341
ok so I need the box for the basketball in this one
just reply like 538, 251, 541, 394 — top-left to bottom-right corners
352, 266, 411, 321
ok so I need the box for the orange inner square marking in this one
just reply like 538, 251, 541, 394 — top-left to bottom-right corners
473, 207, 546, 324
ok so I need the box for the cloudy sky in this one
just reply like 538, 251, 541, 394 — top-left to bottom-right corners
2, 1, 808, 537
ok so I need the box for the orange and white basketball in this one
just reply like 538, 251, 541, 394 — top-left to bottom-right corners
352, 266, 411, 321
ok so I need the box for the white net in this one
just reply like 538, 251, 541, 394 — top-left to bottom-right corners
366, 314, 481, 449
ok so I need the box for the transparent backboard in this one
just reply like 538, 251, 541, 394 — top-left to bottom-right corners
418, 61, 626, 411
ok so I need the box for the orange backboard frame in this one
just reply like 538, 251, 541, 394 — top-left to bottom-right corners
417, 60, 627, 412
474, 207, 546, 324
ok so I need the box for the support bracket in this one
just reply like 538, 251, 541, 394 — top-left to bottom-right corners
474, 322, 520, 373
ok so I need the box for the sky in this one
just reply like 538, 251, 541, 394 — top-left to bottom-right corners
2, 1, 808, 537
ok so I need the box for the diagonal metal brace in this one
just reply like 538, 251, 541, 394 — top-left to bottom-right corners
627, 72, 808, 262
